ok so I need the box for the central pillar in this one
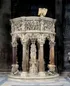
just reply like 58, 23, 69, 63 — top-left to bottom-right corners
29, 39, 38, 76
38, 42, 45, 76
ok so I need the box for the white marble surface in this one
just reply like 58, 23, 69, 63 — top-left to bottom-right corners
0, 73, 70, 86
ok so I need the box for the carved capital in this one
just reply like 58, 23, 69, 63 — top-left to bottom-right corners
22, 42, 26, 48
31, 38, 36, 44
49, 41, 55, 47
11, 41, 17, 47
38, 35, 45, 46
21, 37, 27, 45
39, 39, 45, 46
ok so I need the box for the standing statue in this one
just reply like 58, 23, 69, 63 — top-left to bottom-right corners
29, 40, 38, 76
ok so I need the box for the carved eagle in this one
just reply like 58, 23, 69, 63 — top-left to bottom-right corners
38, 8, 48, 17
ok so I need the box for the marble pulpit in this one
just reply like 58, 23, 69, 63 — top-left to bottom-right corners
9, 16, 59, 79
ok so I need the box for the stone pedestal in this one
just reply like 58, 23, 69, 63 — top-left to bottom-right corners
21, 72, 28, 77
38, 72, 46, 77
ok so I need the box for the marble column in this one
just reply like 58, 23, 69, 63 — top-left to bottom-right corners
38, 42, 45, 76
11, 41, 19, 75
22, 42, 27, 72
26, 49, 29, 72
48, 41, 56, 72
21, 42, 27, 76
12, 42, 17, 61
12, 46, 17, 64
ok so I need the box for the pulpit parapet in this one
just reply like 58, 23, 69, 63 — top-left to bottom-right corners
10, 16, 56, 35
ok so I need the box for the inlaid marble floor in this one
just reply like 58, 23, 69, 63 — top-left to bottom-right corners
0, 73, 70, 86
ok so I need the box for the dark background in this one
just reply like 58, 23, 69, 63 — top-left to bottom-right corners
11, 0, 55, 18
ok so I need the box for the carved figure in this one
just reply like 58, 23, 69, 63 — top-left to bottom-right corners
11, 64, 19, 75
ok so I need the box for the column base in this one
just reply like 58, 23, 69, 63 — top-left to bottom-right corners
21, 72, 28, 77
11, 64, 19, 75
48, 64, 56, 72
38, 72, 46, 77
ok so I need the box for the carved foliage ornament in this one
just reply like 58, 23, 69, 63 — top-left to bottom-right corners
43, 20, 53, 29
11, 18, 22, 33
10, 17, 56, 33
25, 20, 41, 31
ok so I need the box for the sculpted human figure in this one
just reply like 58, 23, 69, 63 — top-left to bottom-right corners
29, 40, 38, 75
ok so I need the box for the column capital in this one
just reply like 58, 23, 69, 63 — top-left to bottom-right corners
39, 40, 45, 46
40, 42, 44, 46
22, 41, 26, 45
31, 39, 36, 44
11, 41, 17, 47
49, 41, 55, 47
38, 37, 45, 46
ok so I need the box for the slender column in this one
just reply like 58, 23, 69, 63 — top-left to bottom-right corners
12, 47, 16, 64
11, 41, 19, 75
26, 49, 29, 72
38, 42, 45, 73
49, 41, 54, 65
48, 41, 56, 72
22, 42, 27, 72
49, 41, 55, 65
